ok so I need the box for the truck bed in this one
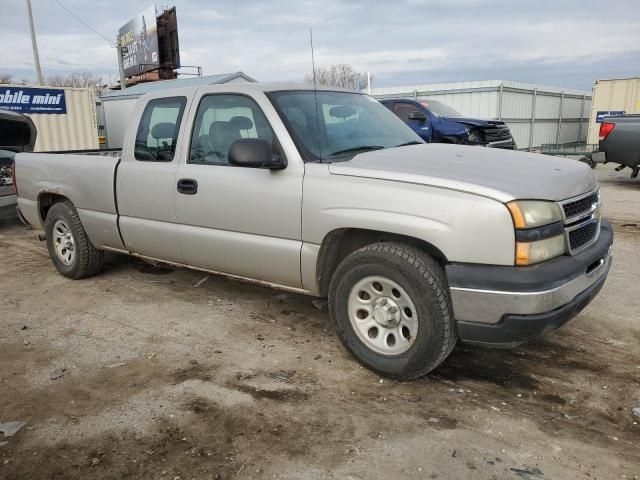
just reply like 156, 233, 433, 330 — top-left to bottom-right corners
15, 150, 123, 247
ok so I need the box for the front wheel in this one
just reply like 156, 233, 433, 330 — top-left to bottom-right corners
44, 201, 104, 279
329, 242, 456, 379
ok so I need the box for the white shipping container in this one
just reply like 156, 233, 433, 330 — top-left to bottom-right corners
3, 85, 99, 152
369, 80, 592, 150
587, 77, 640, 145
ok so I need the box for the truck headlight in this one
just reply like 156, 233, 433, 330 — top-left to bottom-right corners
506, 200, 562, 229
466, 128, 482, 143
506, 200, 566, 265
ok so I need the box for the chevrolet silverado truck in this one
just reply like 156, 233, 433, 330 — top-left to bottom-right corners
599, 114, 640, 177
381, 98, 515, 149
14, 84, 612, 379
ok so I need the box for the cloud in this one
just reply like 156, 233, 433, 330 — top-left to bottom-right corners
1, 0, 638, 90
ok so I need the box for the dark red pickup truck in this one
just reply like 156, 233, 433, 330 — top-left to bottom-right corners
0, 110, 36, 219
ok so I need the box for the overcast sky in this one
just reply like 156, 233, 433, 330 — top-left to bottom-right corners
2, 0, 639, 90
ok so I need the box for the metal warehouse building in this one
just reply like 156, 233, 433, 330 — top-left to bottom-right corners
369, 80, 592, 150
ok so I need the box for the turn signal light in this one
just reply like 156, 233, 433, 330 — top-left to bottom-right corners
506, 202, 526, 229
515, 242, 530, 266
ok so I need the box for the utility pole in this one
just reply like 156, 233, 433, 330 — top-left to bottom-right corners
116, 38, 127, 90
25, 0, 43, 85
367, 72, 371, 94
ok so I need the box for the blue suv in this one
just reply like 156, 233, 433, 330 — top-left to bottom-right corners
381, 98, 515, 149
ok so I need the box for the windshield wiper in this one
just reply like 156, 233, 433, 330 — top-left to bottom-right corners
394, 141, 423, 147
328, 145, 385, 157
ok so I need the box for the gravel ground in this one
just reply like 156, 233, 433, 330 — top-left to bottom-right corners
1, 162, 638, 480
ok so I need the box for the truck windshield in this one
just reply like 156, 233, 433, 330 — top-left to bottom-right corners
419, 100, 462, 118
268, 90, 423, 162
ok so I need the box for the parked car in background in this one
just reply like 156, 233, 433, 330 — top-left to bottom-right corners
15, 84, 611, 379
599, 114, 640, 178
381, 98, 515, 149
0, 110, 36, 220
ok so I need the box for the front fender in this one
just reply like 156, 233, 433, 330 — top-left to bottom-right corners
301, 163, 516, 292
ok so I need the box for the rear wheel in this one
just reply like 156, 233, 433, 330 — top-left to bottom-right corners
329, 242, 456, 379
45, 201, 104, 279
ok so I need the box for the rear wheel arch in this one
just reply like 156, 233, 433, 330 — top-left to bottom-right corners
316, 228, 448, 298
39, 192, 72, 223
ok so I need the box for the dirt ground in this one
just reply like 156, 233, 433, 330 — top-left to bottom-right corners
1, 163, 639, 480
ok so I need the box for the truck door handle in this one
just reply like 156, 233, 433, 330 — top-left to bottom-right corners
177, 178, 198, 195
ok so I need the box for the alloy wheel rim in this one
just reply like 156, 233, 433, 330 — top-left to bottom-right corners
347, 275, 419, 356
53, 220, 76, 266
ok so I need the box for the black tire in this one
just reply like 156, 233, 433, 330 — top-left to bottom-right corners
44, 201, 104, 279
328, 242, 456, 380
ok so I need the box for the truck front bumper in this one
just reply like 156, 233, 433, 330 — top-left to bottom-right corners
446, 221, 613, 347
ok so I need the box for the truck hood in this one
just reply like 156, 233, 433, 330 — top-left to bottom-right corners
328, 144, 597, 203
440, 116, 496, 128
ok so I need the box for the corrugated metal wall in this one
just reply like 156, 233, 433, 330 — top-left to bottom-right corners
370, 80, 592, 150
7, 85, 99, 152
587, 77, 640, 145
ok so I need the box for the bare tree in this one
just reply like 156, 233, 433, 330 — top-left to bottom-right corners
304, 64, 370, 91
46, 72, 109, 97
0, 73, 14, 85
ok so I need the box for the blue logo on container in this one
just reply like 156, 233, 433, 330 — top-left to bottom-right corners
0, 87, 67, 114
596, 110, 625, 123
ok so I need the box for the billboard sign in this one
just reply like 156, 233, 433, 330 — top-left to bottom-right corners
0, 87, 67, 114
118, 5, 159, 77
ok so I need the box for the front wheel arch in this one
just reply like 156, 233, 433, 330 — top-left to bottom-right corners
316, 228, 448, 298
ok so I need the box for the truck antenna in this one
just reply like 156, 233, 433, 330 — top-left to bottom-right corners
309, 28, 323, 160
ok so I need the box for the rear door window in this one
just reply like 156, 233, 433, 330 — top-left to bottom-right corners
134, 96, 187, 161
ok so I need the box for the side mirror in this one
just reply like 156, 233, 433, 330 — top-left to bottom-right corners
228, 138, 287, 170
408, 110, 427, 121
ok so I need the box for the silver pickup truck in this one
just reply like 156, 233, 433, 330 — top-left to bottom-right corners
14, 84, 613, 379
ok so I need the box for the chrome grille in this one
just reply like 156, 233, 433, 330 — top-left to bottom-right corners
559, 189, 601, 255
481, 126, 512, 142
568, 221, 598, 252
562, 192, 599, 222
